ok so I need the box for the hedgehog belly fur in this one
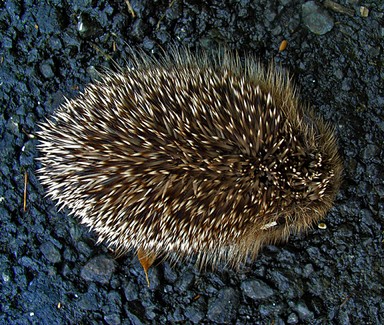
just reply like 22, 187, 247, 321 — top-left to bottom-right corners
37, 48, 342, 267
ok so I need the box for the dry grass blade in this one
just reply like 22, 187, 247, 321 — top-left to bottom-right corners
137, 247, 157, 287
24, 171, 28, 212
124, 0, 135, 18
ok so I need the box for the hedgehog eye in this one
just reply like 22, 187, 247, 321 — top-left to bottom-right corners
276, 216, 286, 225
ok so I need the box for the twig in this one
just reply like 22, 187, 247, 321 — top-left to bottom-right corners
125, 0, 136, 18
24, 171, 28, 212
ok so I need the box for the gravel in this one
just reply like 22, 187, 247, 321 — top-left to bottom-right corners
302, 1, 334, 35
1, 0, 383, 324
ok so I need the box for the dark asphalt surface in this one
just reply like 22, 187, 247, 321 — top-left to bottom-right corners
1, 0, 383, 324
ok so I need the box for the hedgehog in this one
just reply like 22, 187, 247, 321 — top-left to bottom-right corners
37, 47, 342, 269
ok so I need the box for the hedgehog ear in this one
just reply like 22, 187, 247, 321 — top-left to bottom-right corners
137, 247, 157, 287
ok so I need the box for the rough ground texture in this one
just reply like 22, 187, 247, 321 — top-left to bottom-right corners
0, 0, 383, 324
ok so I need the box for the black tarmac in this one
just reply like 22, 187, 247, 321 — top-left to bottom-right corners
1, 0, 383, 324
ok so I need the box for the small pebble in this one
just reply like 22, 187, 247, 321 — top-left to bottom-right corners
302, 1, 334, 35
287, 312, 299, 324
241, 279, 274, 299
207, 287, 239, 323
360, 6, 369, 18
104, 313, 121, 325
184, 304, 205, 324
40, 242, 61, 264
318, 222, 327, 230
123, 281, 139, 301
290, 301, 314, 321
80, 255, 115, 284
39, 61, 55, 79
